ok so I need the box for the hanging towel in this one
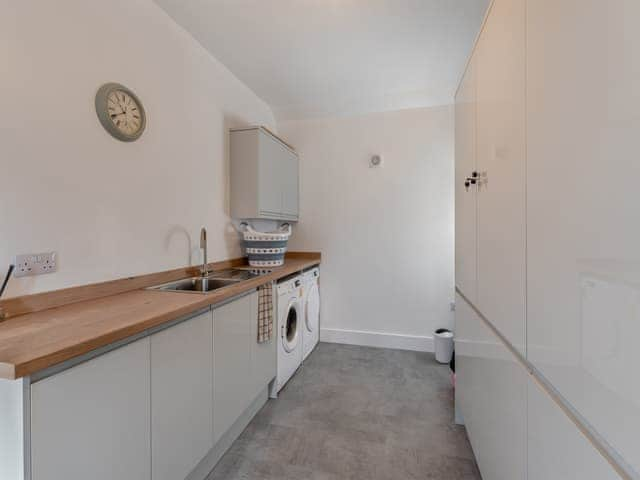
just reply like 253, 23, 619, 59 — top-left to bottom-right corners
257, 283, 273, 343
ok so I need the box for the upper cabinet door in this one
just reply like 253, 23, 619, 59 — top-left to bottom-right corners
527, 0, 640, 471
281, 147, 299, 218
475, 0, 526, 354
455, 56, 478, 303
258, 132, 286, 217
31, 339, 151, 480
151, 311, 213, 480
231, 127, 299, 221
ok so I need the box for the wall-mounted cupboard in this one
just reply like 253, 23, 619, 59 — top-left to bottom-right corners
456, 0, 635, 477
230, 126, 299, 221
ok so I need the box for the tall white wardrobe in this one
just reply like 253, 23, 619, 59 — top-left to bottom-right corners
455, 0, 640, 479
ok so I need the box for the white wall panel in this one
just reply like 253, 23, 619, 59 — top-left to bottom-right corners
279, 106, 454, 348
0, 1, 275, 298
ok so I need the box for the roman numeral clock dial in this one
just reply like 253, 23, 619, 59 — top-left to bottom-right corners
95, 83, 146, 142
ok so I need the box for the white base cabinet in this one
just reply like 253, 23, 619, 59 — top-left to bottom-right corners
151, 310, 213, 480
20, 289, 276, 480
213, 291, 276, 443
455, 293, 527, 480
527, 377, 621, 480
31, 339, 151, 480
213, 294, 254, 443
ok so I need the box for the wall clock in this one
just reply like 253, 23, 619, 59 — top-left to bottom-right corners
95, 83, 146, 142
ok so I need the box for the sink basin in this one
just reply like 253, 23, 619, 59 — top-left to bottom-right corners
148, 276, 241, 294
147, 269, 265, 294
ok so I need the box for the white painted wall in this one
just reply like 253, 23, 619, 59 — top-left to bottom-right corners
0, 0, 275, 297
279, 106, 454, 351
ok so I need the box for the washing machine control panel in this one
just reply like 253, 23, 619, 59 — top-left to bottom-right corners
277, 276, 303, 295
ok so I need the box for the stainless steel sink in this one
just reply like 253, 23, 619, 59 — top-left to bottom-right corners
147, 269, 263, 294
148, 276, 241, 294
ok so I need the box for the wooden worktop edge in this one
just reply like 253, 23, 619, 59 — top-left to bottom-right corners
0, 252, 320, 321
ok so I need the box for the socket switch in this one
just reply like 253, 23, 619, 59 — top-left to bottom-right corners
14, 252, 57, 278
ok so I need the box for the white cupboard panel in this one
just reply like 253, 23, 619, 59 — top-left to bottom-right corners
151, 311, 213, 480
527, 0, 640, 470
454, 57, 478, 303
528, 377, 622, 480
455, 293, 526, 480
475, 0, 526, 354
213, 293, 253, 443
258, 131, 285, 216
281, 147, 299, 218
31, 339, 151, 480
249, 291, 276, 398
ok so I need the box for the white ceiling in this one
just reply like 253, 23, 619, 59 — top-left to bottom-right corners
155, 0, 489, 121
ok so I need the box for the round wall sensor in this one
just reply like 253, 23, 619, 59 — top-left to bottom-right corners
369, 155, 383, 168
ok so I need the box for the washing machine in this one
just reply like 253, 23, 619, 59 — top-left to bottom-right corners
275, 274, 303, 393
302, 267, 320, 360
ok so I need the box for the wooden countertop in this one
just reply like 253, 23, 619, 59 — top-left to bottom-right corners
0, 254, 320, 380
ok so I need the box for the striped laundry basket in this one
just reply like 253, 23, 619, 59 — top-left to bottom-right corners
241, 223, 292, 268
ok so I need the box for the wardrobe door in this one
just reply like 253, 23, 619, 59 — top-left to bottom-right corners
455, 57, 478, 302
527, 0, 640, 471
475, 0, 526, 353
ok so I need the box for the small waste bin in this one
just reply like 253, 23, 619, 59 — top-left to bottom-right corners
434, 328, 454, 364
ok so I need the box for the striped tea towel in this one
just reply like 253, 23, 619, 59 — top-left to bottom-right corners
257, 283, 273, 343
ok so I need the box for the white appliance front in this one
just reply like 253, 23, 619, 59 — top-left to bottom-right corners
302, 268, 320, 360
276, 276, 303, 393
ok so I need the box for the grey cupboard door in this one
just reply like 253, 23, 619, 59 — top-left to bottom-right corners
213, 292, 254, 443
455, 55, 478, 303
151, 311, 213, 480
258, 131, 286, 217
281, 148, 299, 218
475, 0, 526, 354
249, 289, 276, 398
31, 339, 151, 480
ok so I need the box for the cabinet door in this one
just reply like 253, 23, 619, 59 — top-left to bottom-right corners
258, 131, 285, 217
527, 378, 621, 480
213, 293, 253, 443
456, 293, 527, 480
475, 0, 526, 353
281, 148, 299, 218
455, 56, 478, 302
526, 0, 640, 471
249, 290, 276, 398
151, 311, 213, 480
31, 339, 151, 480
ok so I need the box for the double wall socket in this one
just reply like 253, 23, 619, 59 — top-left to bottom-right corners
14, 252, 57, 277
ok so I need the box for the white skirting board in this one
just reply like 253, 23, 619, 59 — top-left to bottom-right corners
320, 328, 434, 352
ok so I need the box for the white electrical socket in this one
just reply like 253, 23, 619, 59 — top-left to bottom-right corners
14, 252, 57, 278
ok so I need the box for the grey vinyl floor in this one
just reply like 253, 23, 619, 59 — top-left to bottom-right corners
207, 343, 481, 480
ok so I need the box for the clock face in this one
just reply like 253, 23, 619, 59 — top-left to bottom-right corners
95, 83, 146, 142
107, 90, 142, 136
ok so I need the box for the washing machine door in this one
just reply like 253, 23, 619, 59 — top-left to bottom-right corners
305, 283, 320, 333
282, 300, 300, 353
